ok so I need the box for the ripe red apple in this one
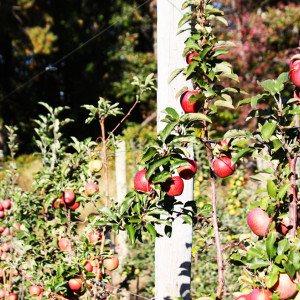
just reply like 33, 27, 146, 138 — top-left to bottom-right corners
177, 158, 197, 180
8, 293, 17, 300
247, 207, 270, 237
58, 238, 70, 251
53, 198, 63, 209
276, 217, 290, 235
180, 91, 201, 113
2, 199, 11, 209
290, 59, 300, 87
103, 256, 119, 271
213, 157, 235, 178
0, 289, 5, 298
85, 182, 99, 196
0, 211, 4, 218
235, 295, 250, 300
2, 228, 10, 236
249, 289, 272, 300
0, 203, 3, 211
0, 226, 4, 233
163, 176, 184, 196
88, 231, 102, 244
29, 285, 42, 296
68, 278, 82, 291
271, 273, 297, 300
134, 170, 152, 193
63, 190, 75, 204
67, 201, 80, 210
89, 159, 103, 173
14, 223, 21, 231
186, 52, 199, 64
84, 261, 93, 272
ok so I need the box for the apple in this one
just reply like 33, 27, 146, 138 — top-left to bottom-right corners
2, 228, 10, 236
0, 226, 4, 233
68, 278, 82, 291
58, 238, 70, 251
12, 269, 18, 276
89, 159, 103, 173
186, 52, 199, 64
0, 289, 5, 298
271, 273, 297, 300
2, 199, 11, 209
249, 289, 272, 300
103, 256, 119, 271
180, 91, 201, 113
85, 182, 99, 196
84, 261, 93, 272
247, 207, 270, 237
235, 295, 250, 300
14, 223, 21, 231
276, 216, 290, 235
177, 158, 197, 180
163, 176, 184, 196
53, 198, 63, 209
8, 293, 17, 300
67, 201, 80, 210
0, 211, 4, 218
290, 59, 300, 87
134, 170, 152, 193
63, 190, 75, 204
0, 203, 3, 210
88, 231, 102, 244
213, 157, 235, 178
2, 243, 10, 252
29, 285, 42, 296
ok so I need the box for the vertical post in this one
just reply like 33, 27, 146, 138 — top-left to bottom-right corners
115, 140, 129, 299
156, 0, 193, 299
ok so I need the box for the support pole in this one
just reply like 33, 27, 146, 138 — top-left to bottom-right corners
156, 0, 193, 299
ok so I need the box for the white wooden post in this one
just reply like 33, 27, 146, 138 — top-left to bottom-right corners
156, 0, 193, 299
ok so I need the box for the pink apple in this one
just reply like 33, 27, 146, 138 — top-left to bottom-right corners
85, 182, 99, 196
67, 201, 80, 210
2, 199, 11, 209
63, 190, 75, 204
290, 60, 300, 87
247, 207, 270, 237
186, 53, 199, 64
271, 273, 297, 300
134, 170, 152, 193
163, 176, 184, 196
180, 91, 201, 113
29, 285, 42, 296
177, 158, 197, 180
249, 289, 272, 300
235, 295, 250, 300
213, 157, 235, 178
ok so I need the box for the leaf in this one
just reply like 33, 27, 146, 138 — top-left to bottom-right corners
182, 215, 193, 225
186, 61, 199, 78
258, 79, 277, 95
212, 49, 229, 57
124, 224, 136, 244
146, 157, 170, 180
231, 148, 252, 164
215, 16, 228, 26
261, 123, 276, 141
185, 38, 201, 51
200, 45, 213, 59
178, 12, 192, 28
98, 207, 117, 221
151, 171, 171, 183
224, 129, 251, 139
278, 182, 290, 199
246, 257, 270, 269
266, 232, 277, 259
168, 68, 184, 84
267, 180, 277, 198
146, 223, 156, 241
181, 113, 211, 123
163, 107, 179, 120
265, 270, 279, 289
282, 261, 296, 278
214, 100, 234, 109
119, 198, 134, 216
247, 247, 264, 259
215, 41, 236, 47
277, 239, 290, 255
159, 121, 177, 143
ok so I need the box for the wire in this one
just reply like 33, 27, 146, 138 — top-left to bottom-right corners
0, 0, 152, 104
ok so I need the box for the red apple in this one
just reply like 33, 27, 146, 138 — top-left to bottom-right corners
2, 199, 11, 209
2, 243, 10, 252
290, 60, 300, 87
89, 159, 103, 173
84, 261, 93, 272
58, 238, 70, 251
68, 278, 82, 291
103, 256, 119, 271
235, 295, 250, 300
249, 289, 272, 300
0, 211, 4, 218
85, 182, 99, 196
67, 201, 80, 210
88, 231, 102, 244
271, 273, 297, 300
186, 53, 199, 64
213, 157, 235, 178
276, 217, 290, 235
53, 198, 63, 209
177, 158, 197, 180
8, 293, 17, 300
134, 170, 152, 193
0, 203, 3, 211
14, 223, 21, 231
180, 91, 201, 113
163, 176, 184, 196
0, 289, 5, 298
0, 226, 4, 233
247, 207, 270, 237
63, 190, 75, 204
2, 228, 10, 236
29, 285, 42, 296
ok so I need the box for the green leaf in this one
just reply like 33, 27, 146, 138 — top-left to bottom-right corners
146, 223, 156, 241
124, 224, 136, 244
267, 180, 277, 198
186, 61, 199, 78
214, 100, 234, 109
247, 257, 270, 269
159, 121, 177, 143
258, 79, 277, 95
215, 16, 228, 26
212, 49, 229, 57
185, 38, 201, 51
266, 232, 277, 259
141, 147, 157, 162
199, 45, 213, 59
98, 207, 117, 221
168, 68, 184, 84
129, 217, 143, 223
278, 182, 290, 200
163, 107, 180, 120
231, 148, 252, 164
178, 12, 192, 28
182, 215, 193, 225
259, 196, 269, 211
265, 270, 279, 289
146, 157, 170, 180
247, 247, 264, 259
261, 122, 276, 141
282, 261, 296, 278
151, 171, 171, 183
119, 198, 134, 217
277, 239, 290, 255
275, 254, 288, 264
181, 113, 211, 123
